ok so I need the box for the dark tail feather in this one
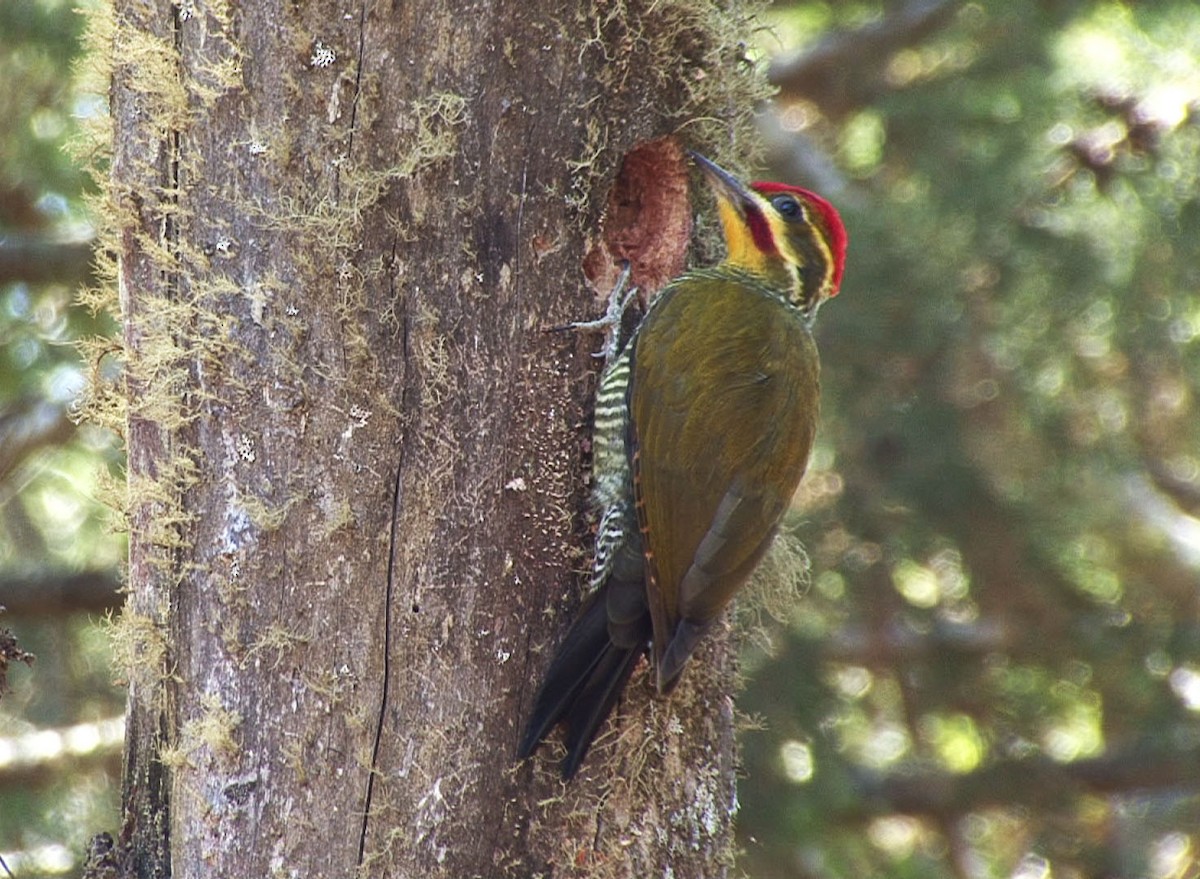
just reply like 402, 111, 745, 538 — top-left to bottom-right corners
518, 581, 649, 779
560, 640, 644, 778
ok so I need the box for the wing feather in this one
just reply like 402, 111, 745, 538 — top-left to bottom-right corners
630, 278, 819, 689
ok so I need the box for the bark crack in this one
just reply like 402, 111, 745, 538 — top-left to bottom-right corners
357, 457, 403, 865
345, 1, 367, 161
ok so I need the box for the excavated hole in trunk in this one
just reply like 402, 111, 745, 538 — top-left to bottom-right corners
583, 136, 692, 307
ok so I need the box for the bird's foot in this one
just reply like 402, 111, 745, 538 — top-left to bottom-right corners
546, 261, 639, 362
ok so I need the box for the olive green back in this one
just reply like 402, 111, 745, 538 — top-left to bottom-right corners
629, 269, 820, 678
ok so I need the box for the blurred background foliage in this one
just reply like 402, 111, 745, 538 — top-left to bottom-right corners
741, 1, 1200, 878
1, 0, 1198, 877
0, 0, 122, 875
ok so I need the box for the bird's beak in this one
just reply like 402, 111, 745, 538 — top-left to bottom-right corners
688, 151, 755, 215
688, 150, 774, 273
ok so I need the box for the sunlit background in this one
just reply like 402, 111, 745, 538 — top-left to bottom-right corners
2, 1, 1199, 876
2, 0, 124, 875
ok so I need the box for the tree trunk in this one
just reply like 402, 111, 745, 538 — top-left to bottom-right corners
102, 0, 767, 876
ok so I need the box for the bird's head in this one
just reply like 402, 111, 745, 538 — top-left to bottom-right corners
689, 151, 848, 322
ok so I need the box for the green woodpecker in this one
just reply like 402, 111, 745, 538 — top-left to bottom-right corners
519, 152, 847, 779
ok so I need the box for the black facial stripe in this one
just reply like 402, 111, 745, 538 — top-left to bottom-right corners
793, 228, 831, 307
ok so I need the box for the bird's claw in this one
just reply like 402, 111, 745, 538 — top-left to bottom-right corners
547, 261, 639, 363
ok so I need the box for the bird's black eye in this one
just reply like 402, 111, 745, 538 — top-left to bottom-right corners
772, 195, 803, 219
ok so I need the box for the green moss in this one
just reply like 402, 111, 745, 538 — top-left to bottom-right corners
566, 0, 773, 225
105, 609, 170, 697
164, 693, 243, 771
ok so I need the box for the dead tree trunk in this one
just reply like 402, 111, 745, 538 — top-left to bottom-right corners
100, 0, 768, 875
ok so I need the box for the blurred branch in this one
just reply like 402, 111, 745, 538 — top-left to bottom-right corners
0, 397, 75, 485
956, 482, 1095, 631
847, 739, 1200, 820
768, 0, 965, 116
756, 109, 854, 201
804, 613, 1200, 669
0, 716, 124, 789
0, 569, 122, 616
818, 618, 1009, 664
1120, 473, 1200, 569
0, 234, 95, 286
1145, 460, 1200, 518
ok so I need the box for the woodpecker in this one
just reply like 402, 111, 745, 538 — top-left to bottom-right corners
519, 151, 848, 779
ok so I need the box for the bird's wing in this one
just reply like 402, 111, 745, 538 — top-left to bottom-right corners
630, 280, 819, 689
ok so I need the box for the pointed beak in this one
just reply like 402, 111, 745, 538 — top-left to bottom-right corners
688, 151, 755, 214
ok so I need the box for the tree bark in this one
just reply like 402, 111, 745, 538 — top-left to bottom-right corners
102, 0, 767, 876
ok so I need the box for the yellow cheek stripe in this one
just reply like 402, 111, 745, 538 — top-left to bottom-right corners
764, 210, 794, 261
718, 199, 771, 275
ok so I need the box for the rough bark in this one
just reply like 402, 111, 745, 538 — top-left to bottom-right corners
102, 0, 768, 877
0, 619, 35, 699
